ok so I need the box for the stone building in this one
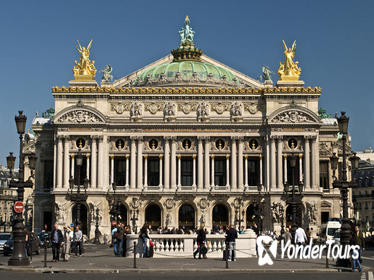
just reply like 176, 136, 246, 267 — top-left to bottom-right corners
28, 17, 352, 239
0, 166, 18, 232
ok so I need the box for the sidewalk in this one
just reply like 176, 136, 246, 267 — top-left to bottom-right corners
0, 244, 358, 273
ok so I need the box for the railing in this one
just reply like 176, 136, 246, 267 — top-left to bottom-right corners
125, 230, 257, 258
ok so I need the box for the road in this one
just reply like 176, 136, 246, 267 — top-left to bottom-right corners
0, 271, 368, 280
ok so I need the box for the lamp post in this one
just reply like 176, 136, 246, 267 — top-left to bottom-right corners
130, 209, 139, 234
67, 149, 88, 227
284, 153, 304, 228
7, 111, 35, 266
108, 183, 120, 224
94, 208, 100, 244
234, 198, 244, 230
330, 112, 360, 267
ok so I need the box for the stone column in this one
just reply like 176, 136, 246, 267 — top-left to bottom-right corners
130, 137, 136, 189
277, 136, 283, 189
238, 138, 244, 189
125, 155, 129, 187
270, 136, 276, 190
311, 136, 319, 189
110, 155, 114, 185
144, 155, 148, 187
71, 155, 75, 179
226, 154, 230, 187
211, 155, 215, 187
177, 155, 181, 187
97, 136, 104, 189
304, 137, 310, 188
91, 137, 97, 189
103, 136, 110, 189
53, 138, 57, 188
192, 155, 196, 187
137, 137, 143, 189
204, 137, 210, 189
197, 137, 204, 190
159, 155, 163, 187
63, 136, 70, 188
265, 136, 270, 191
86, 154, 90, 180
299, 154, 303, 184
231, 137, 237, 189
170, 137, 177, 190
259, 154, 263, 186
163, 137, 170, 189
244, 155, 248, 187
56, 136, 63, 189
283, 155, 287, 184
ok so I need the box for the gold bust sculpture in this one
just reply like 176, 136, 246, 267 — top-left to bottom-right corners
278, 40, 301, 81
73, 40, 97, 81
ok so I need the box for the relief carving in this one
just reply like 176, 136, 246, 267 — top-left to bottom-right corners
271, 110, 315, 123
57, 110, 103, 123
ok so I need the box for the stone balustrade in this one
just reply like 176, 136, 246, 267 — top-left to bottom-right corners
125, 230, 257, 258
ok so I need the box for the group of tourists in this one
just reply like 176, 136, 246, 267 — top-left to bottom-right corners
49, 223, 83, 262
111, 221, 132, 257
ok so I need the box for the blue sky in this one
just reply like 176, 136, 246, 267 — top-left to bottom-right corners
0, 0, 373, 165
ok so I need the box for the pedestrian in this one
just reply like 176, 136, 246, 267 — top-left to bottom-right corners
112, 223, 118, 256
351, 225, 365, 272
50, 223, 64, 262
282, 228, 292, 244
115, 224, 124, 257
73, 225, 83, 256
193, 224, 207, 259
139, 224, 150, 258
61, 225, 72, 261
294, 225, 307, 245
225, 224, 238, 261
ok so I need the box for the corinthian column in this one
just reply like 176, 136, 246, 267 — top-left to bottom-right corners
137, 137, 143, 189
192, 155, 196, 187
204, 137, 210, 189
56, 136, 63, 189
97, 136, 104, 189
265, 136, 270, 191
211, 155, 215, 187
311, 136, 319, 189
170, 137, 177, 190
91, 137, 97, 188
277, 136, 283, 189
197, 137, 204, 190
130, 136, 136, 189
164, 137, 170, 189
63, 136, 70, 188
270, 136, 276, 190
238, 138, 244, 189
231, 137, 237, 189
304, 137, 310, 188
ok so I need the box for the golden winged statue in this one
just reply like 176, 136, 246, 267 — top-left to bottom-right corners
278, 40, 301, 81
73, 40, 97, 81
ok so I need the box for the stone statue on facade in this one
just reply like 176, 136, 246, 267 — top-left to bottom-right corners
163, 102, 176, 117
197, 102, 210, 121
130, 102, 143, 120
261, 66, 273, 83
305, 202, 317, 224
271, 202, 284, 224
230, 101, 243, 117
179, 15, 195, 44
278, 40, 301, 81
73, 40, 97, 81
100, 65, 113, 82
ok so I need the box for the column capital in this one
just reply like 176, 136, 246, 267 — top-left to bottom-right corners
244, 155, 248, 159
159, 154, 164, 159
163, 136, 173, 140
110, 155, 114, 160
269, 135, 277, 140
71, 155, 75, 159
259, 154, 263, 159
144, 155, 148, 159
192, 154, 197, 159
210, 155, 215, 159
310, 135, 317, 141
177, 154, 181, 159
125, 154, 130, 159
304, 135, 312, 140
86, 154, 90, 158
276, 135, 283, 140
91, 135, 99, 140
231, 136, 240, 141
198, 136, 210, 141
299, 153, 303, 159
283, 154, 287, 159
226, 154, 230, 159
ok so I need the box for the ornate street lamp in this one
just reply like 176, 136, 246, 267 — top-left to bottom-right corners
67, 149, 88, 227
330, 112, 360, 267
94, 208, 100, 244
284, 152, 304, 229
130, 209, 139, 234
7, 111, 34, 266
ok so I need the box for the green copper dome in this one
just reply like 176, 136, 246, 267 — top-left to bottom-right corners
136, 60, 238, 84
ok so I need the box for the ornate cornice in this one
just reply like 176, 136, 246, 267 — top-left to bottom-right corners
52, 86, 321, 95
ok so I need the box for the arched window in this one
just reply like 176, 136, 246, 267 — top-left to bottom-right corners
212, 204, 229, 227
179, 204, 195, 230
145, 203, 161, 229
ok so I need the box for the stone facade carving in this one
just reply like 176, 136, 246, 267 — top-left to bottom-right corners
130, 102, 144, 121
211, 102, 229, 114
230, 101, 243, 121
244, 102, 258, 114
55, 202, 67, 224
178, 103, 197, 114
271, 202, 284, 224
271, 110, 315, 123
197, 101, 210, 121
57, 110, 103, 123
111, 102, 129, 114
145, 103, 162, 114
305, 201, 317, 224
198, 198, 209, 210
163, 102, 177, 121
165, 199, 176, 210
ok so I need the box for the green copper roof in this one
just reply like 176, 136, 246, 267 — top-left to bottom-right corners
136, 60, 238, 84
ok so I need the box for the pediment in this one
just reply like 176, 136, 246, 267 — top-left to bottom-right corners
53, 105, 106, 124
269, 106, 320, 124
110, 54, 264, 89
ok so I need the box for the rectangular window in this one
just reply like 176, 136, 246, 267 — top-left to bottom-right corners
214, 157, 226, 186
321, 212, 329, 224
74, 158, 87, 185
114, 158, 126, 186
43, 160, 53, 191
147, 157, 159, 186
248, 158, 259, 186
181, 157, 193, 186
287, 158, 300, 185
320, 161, 329, 190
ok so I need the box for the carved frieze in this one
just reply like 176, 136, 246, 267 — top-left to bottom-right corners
271, 110, 315, 124
197, 101, 210, 121
145, 102, 163, 114
244, 102, 259, 114
211, 102, 229, 114
57, 110, 103, 124
111, 102, 129, 114
163, 102, 177, 121
178, 102, 197, 114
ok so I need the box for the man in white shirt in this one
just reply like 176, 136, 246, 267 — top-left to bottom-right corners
294, 225, 308, 245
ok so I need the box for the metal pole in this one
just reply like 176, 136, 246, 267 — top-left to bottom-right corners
133, 241, 137, 268
225, 242, 229, 269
